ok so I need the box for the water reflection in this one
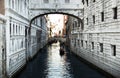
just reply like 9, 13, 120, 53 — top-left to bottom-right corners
45, 42, 72, 78
16, 41, 108, 78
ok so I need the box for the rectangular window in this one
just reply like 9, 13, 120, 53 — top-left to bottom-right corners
93, 15, 95, 24
78, 19, 80, 27
13, 24, 15, 35
16, 25, 17, 35
111, 45, 116, 56
93, 0, 95, 2
86, 18, 88, 25
86, 0, 88, 6
10, 23, 11, 35
113, 7, 117, 19
100, 43, 103, 52
40, 18, 42, 27
91, 42, 94, 50
78, 40, 79, 45
44, 0, 49, 3
72, 23, 74, 29
85, 41, 87, 48
74, 21, 77, 27
81, 40, 83, 47
19, 26, 21, 35
101, 12, 104, 22
74, 39, 76, 46
65, 0, 70, 3
12, 0, 15, 9
82, 0, 84, 4
81, 19, 84, 30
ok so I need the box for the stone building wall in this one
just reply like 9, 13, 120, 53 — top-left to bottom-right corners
69, 0, 120, 77
4, 0, 29, 77
30, 16, 48, 58
1, 0, 48, 77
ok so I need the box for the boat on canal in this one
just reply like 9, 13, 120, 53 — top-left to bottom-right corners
59, 47, 65, 55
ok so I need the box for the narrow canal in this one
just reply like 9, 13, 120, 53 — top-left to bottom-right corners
16, 42, 108, 78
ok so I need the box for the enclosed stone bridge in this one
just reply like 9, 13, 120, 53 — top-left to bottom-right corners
1, 0, 120, 78
29, 0, 83, 21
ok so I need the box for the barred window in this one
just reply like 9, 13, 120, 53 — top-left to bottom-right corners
100, 43, 103, 52
86, 18, 88, 25
113, 7, 117, 19
91, 42, 94, 50
86, 0, 88, 6
111, 45, 116, 56
81, 40, 83, 47
10, 23, 11, 35
101, 12, 104, 22
93, 0, 95, 2
85, 41, 87, 49
93, 15, 95, 24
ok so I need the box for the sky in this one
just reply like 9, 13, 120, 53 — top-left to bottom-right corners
48, 14, 64, 24
47, 14, 65, 36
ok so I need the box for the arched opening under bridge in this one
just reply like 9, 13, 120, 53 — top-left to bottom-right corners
29, 12, 84, 33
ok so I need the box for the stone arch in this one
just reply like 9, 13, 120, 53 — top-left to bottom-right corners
29, 12, 83, 33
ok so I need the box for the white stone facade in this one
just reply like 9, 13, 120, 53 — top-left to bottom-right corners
2, 0, 48, 77
30, 16, 48, 58
68, 0, 120, 78
5, 0, 29, 77
1, 0, 120, 78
